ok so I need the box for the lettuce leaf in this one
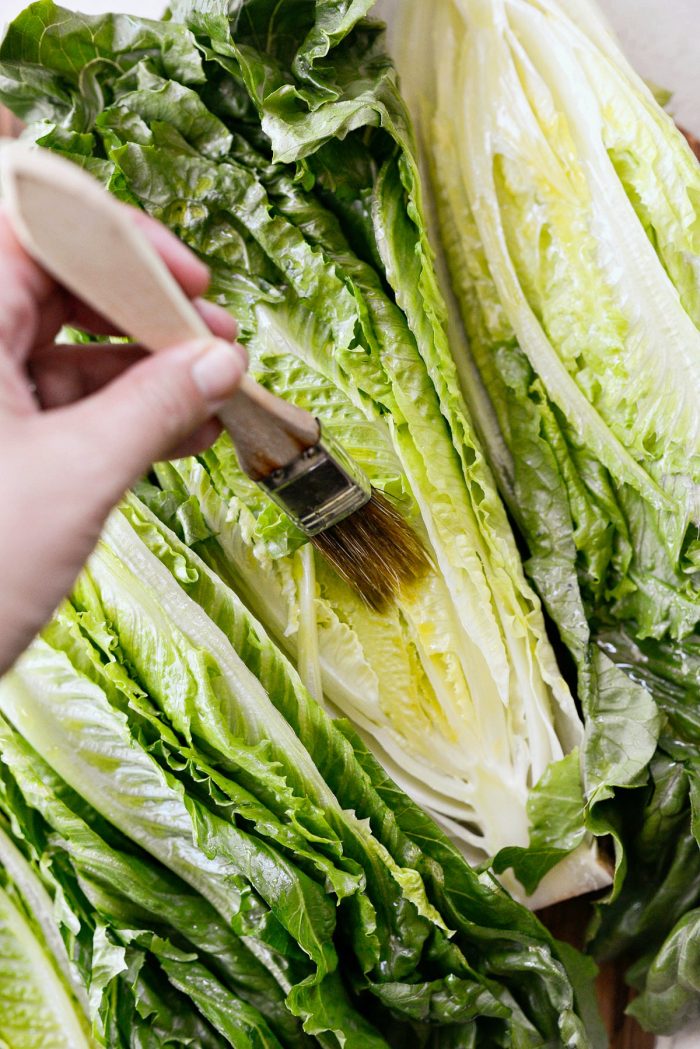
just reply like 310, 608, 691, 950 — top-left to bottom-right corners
0, 713, 308, 1046
0, 500, 600, 1045
0, 0, 620, 1041
388, 0, 700, 1032
0, 0, 607, 902
0, 826, 94, 1049
389, 0, 699, 690
118, 493, 599, 1038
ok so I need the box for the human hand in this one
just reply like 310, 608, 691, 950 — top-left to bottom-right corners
0, 204, 247, 673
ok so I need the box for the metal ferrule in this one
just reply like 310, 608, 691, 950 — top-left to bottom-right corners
259, 424, 371, 536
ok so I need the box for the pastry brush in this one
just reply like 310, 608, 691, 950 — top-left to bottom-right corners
1, 142, 427, 609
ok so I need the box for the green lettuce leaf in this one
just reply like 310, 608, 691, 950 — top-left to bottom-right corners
157, 952, 285, 1049
627, 908, 700, 1035
389, 0, 700, 1030
0, 711, 309, 1046
493, 750, 587, 894
0, 0, 616, 1041
0, 643, 352, 1036
0, 0, 604, 902
0, 883, 93, 1049
0, 813, 95, 1049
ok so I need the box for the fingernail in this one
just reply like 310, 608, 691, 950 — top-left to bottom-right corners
190, 339, 245, 403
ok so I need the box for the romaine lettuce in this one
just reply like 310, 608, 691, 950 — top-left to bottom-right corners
0, 713, 304, 1046
390, 0, 700, 643
387, 0, 700, 1033
0, 499, 599, 1045
0, 0, 614, 906
0, 821, 94, 1049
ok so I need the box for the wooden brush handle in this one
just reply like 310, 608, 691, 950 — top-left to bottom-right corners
1, 143, 319, 478
219, 381, 318, 480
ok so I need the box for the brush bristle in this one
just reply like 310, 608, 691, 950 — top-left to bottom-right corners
310, 489, 429, 610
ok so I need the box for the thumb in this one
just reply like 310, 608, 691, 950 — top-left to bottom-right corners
54, 336, 246, 505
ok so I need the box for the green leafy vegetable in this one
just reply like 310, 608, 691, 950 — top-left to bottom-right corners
0, 0, 612, 904
0, 823, 94, 1049
0, 0, 630, 1042
0, 493, 599, 1044
388, 0, 700, 1034
627, 908, 700, 1034
389, 0, 699, 703
0, 710, 305, 1047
